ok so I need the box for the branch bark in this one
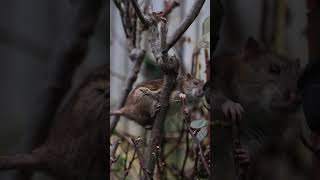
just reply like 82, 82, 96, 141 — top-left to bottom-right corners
130, 0, 150, 27
165, 0, 206, 51
129, 0, 205, 178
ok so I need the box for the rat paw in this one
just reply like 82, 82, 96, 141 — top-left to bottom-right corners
234, 145, 251, 173
221, 100, 244, 123
179, 93, 187, 101
151, 102, 161, 118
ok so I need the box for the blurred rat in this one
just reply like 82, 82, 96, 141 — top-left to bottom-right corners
111, 73, 205, 129
209, 38, 304, 176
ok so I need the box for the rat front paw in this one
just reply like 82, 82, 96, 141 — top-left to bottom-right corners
179, 93, 187, 100
221, 100, 244, 122
234, 145, 251, 174
150, 102, 161, 118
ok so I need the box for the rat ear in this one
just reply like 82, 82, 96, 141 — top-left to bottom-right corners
186, 73, 192, 79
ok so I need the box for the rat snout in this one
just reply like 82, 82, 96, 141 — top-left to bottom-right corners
199, 89, 204, 97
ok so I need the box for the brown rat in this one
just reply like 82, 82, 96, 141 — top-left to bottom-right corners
211, 38, 306, 177
212, 38, 301, 123
111, 73, 204, 129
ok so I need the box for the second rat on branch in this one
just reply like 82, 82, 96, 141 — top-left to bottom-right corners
111, 73, 205, 129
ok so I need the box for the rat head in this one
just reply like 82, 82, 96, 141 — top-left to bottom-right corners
235, 38, 301, 113
180, 73, 205, 101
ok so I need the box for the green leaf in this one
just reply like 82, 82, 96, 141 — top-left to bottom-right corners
196, 127, 208, 142
190, 119, 208, 129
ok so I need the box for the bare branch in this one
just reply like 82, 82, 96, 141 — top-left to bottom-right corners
182, 100, 210, 175
131, 137, 152, 178
160, 20, 168, 51
166, 0, 206, 51
130, 0, 150, 27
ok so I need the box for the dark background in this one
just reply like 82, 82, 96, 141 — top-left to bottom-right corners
0, 1, 106, 179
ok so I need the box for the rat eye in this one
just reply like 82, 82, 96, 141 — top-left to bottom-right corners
269, 64, 281, 75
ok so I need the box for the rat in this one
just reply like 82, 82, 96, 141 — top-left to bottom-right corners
0, 65, 108, 180
210, 38, 305, 177
111, 73, 205, 129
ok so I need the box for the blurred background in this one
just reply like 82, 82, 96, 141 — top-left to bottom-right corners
216, 0, 308, 64
0, 0, 106, 180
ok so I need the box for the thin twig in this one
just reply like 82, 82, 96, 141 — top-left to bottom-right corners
130, 0, 150, 26
182, 100, 210, 175
163, 123, 185, 160
131, 137, 152, 178
122, 143, 137, 180
129, 1, 206, 178
180, 127, 189, 178
166, 0, 206, 51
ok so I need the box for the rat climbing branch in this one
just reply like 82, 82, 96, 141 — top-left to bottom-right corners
182, 100, 210, 175
131, 137, 152, 178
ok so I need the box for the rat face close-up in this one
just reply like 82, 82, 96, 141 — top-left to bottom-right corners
181, 74, 205, 101
234, 39, 302, 114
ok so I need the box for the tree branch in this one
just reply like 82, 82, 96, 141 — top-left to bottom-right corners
165, 0, 206, 51
130, 0, 150, 27
131, 137, 152, 178
182, 100, 210, 176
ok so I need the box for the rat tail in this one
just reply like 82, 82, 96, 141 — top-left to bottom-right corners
0, 153, 41, 171
110, 109, 124, 116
